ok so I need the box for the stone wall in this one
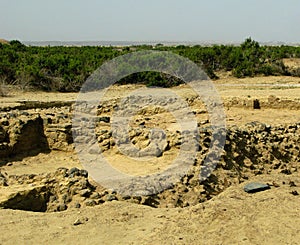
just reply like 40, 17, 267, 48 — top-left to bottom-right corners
226, 95, 300, 109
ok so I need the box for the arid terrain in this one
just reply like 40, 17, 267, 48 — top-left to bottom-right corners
0, 75, 300, 245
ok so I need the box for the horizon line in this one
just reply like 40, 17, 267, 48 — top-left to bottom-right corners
19, 40, 300, 47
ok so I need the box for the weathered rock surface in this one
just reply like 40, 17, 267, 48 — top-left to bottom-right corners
244, 182, 270, 193
0, 168, 106, 212
0, 114, 49, 158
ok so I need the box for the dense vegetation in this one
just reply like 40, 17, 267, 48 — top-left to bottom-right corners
0, 38, 300, 92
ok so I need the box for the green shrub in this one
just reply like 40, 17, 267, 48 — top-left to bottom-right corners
1, 38, 300, 92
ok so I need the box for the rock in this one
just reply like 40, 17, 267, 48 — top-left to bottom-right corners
79, 189, 91, 197
0, 177, 8, 186
272, 181, 280, 188
61, 194, 71, 203
73, 217, 88, 226
142, 196, 159, 208
244, 182, 270, 193
57, 204, 67, 212
1, 120, 9, 126
84, 199, 97, 206
0, 167, 103, 212
122, 195, 131, 200
49, 195, 57, 202
281, 168, 292, 175
56, 167, 68, 177
77, 179, 89, 189
97, 116, 110, 123
73, 218, 83, 226
0, 126, 7, 142
10, 115, 49, 156
68, 167, 80, 177
253, 99, 261, 109
268, 95, 279, 104
0, 185, 50, 212
79, 169, 88, 178
106, 194, 118, 202
90, 192, 100, 199
291, 190, 299, 196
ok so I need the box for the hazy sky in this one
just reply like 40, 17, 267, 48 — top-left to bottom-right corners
1, 0, 299, 43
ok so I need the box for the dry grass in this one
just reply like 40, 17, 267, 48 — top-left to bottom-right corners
0, 75, 9, 97
282, 58, 300, 69
0, 85, 5, 97
0, 83, 10, 97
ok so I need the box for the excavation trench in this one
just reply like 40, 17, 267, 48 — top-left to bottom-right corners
0, 104, 299, 212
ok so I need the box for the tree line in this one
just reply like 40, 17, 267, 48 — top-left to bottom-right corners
0, 38, 300, 92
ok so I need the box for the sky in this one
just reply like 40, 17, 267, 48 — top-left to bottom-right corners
0, 0, 300, 43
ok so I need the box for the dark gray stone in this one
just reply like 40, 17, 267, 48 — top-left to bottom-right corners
68, 167, 80, 177
97, 116, 110, 123
244, 182, 270, 193
291, 190, 299, 196
79, 169, 88, 178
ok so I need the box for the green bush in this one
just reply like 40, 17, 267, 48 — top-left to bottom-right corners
0, 38, 300, 92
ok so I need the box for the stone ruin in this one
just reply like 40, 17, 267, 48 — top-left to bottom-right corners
0, 97, 299, 212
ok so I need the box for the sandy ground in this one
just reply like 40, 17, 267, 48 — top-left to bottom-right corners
1, 75, 300, 126
1, 75, 300, 244
0, 173, 299, 245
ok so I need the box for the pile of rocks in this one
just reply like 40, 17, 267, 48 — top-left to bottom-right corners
153, 122, 300, 208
